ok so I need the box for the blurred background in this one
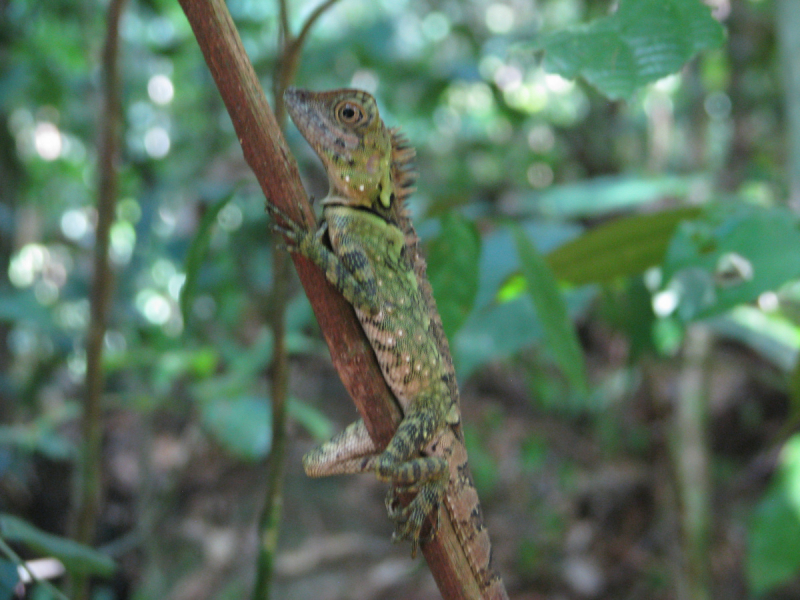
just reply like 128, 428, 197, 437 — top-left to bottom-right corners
2, 0, 800, 598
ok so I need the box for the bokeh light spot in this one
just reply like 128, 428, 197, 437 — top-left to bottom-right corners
144, 127, 170, 158
34, 122, 62, 160
148, 74, 174, 105
110, 221, 137, 265
526, 162, 554, 188
486, 4, 515, 34
422, 12, 450, 41
61, 209, 89, 241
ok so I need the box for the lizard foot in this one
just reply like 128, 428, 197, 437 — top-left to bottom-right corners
266, 202, 310, 252
385, 481, 444, 558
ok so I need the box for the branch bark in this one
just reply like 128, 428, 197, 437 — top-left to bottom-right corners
177, 1, 487, 598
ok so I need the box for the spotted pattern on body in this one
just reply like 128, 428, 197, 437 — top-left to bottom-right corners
272, 87, 506, 598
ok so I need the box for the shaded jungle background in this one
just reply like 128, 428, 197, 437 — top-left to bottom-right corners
3, 0, 800, 598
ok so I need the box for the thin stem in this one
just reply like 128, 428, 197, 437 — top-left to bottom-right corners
293, 0, 342, 52
69, 0, 128, 597
278, 0, 290, 50
251, 0, 342, 596
673, 325, 712, 600
776, 0, 800, 210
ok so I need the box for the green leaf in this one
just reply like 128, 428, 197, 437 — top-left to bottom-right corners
191, 330, 273, 402
455, 298, 542, 379
601, 277, 658, 360
662, 206, 800, 321
0, 425, 75, 461
747, 435, 800, 594
547, 206, 701, 285
287, 398, 334, 443
200, 396, 272, 461
512, 226, 588, 394
0, 515, 115, 578
709, 307, 800, 372
0, 560, 18, 600
181, 192, 236, 327
455, 221, 594, 378
426, 214, 481, 338
474, 221, 581, 309
521, 175, 704, 219
533, 0, 725, 99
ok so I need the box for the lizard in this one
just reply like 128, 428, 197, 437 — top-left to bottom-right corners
268, 87, 507, 599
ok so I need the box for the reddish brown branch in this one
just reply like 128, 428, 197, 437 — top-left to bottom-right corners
177, 1, 485, 597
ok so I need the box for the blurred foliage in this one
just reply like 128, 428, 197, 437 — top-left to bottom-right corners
747, 434, 800, 594
531, 0, 725, 99
0, 515, 115, 578
3, 0, 800, 597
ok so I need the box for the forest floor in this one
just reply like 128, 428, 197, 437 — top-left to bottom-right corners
11, 323, 800, 600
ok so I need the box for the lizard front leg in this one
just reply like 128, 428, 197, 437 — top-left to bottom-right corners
267, 203, 380, 316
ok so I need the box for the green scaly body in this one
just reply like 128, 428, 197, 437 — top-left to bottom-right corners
271, 87, 506, 599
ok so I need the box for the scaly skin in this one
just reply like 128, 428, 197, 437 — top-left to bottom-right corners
273, 87, 506, 598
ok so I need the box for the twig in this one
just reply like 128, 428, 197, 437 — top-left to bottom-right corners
293, 0, 342, 52
673, 325, 712, 600
251, 0, 346, 594
70, 0, 128, 597
776, 0, 800, 210
177, 1, 487, 597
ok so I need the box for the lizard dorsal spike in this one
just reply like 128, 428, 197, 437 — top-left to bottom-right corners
390, 128, 418, 208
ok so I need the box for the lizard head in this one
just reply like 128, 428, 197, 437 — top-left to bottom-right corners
285, 87, 395, 211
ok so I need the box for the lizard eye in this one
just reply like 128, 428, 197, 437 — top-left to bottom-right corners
335, 101, 366, 126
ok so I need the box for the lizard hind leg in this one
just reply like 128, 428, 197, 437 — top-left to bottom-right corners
302, 419, 380, 478
374, 411, 449, 557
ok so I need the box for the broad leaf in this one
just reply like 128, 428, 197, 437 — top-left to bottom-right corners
455, 222, 590, 379
709, 307, 800, 372
0, 515, 115, 577
747, 435, 800, 594
520, 175, 704, 219
287, 398, 334, 443
456, 297, 542, 379
662, 206, 800, 321
427, 213, 481, 338
513, 226, 588, 393
533, 0, 725, 99
547, 206, 701, 285
200, 395, 272, 461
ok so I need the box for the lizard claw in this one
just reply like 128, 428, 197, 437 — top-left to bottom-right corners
266, 202, 307, 253
267, 199, 317, 235
385, 483, 443, 558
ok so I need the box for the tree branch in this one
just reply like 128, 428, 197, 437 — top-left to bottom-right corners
177, 1, 487, 597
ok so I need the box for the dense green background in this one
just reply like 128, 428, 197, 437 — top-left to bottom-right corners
2, 0, 800, 598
